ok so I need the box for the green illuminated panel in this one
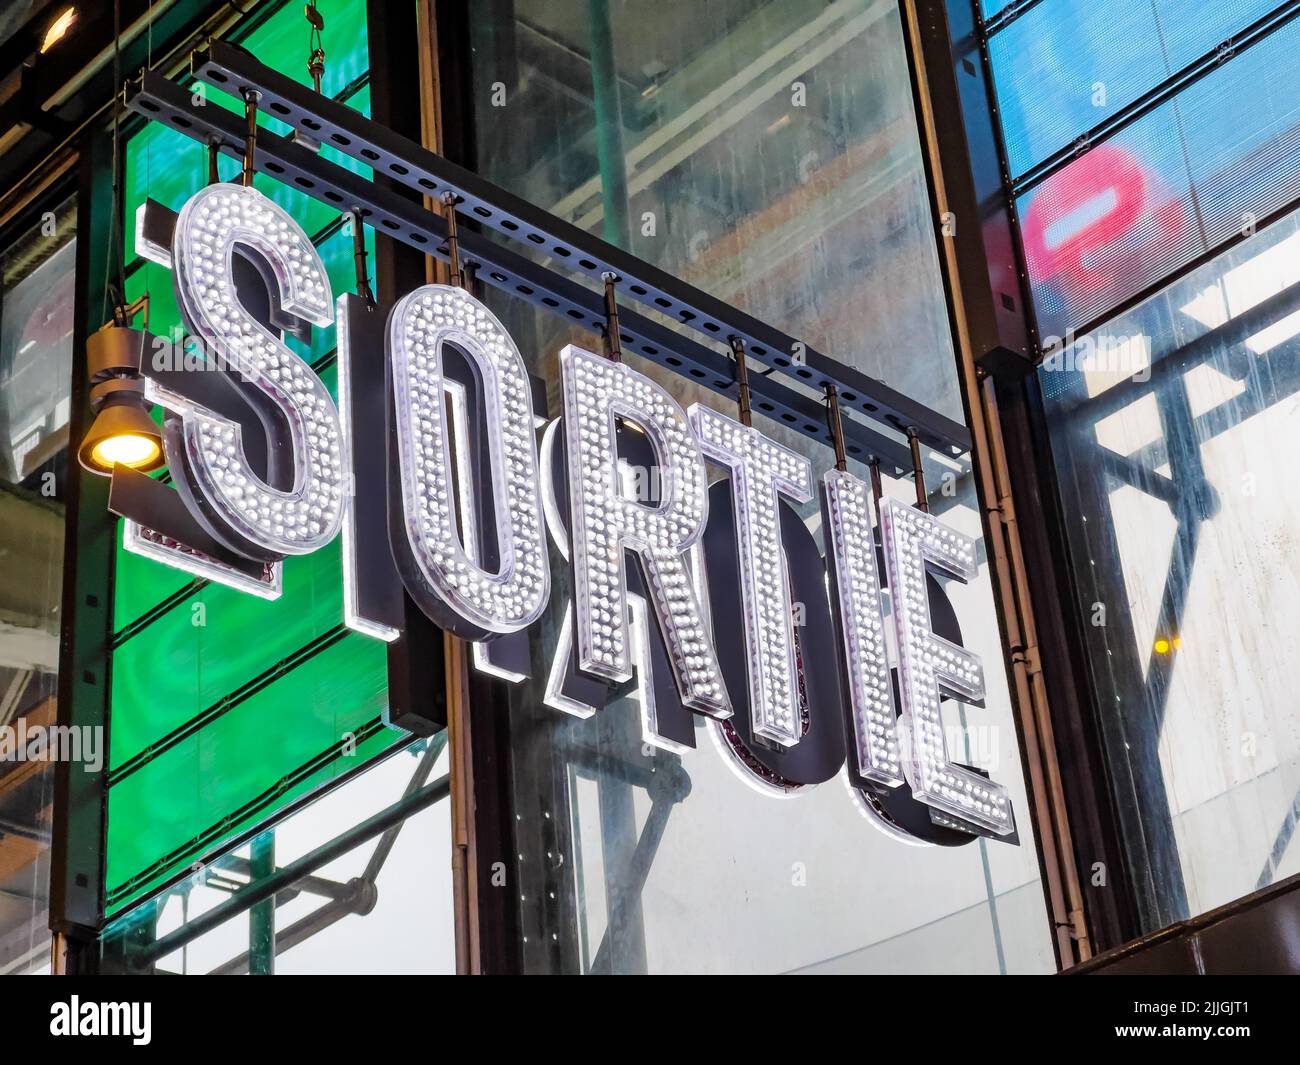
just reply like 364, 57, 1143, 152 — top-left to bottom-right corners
111, 523, 196, 633
106, 0, 396, 920
287, 226, 377, 366
124, 8, 371, 263
124, 260, 181, 336
109, 538, 347, 770
124, 91, 373, 266
105, 635, 396, 913
241, 0, 370, 101
123, 123, 208, 264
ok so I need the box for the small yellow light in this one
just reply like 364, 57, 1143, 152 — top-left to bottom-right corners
40, 8, 77, 54
91, 433, 161, 470
1153, 638, 1171, 655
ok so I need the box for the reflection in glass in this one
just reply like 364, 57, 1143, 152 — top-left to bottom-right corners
100, 739, 456, 974
1039, 202, 1300, 931
467, 0, 1053, 973
997, 4, 1300, 335
0, 194, 76, 974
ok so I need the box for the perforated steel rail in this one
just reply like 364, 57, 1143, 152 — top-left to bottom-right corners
127, 39, 972, 469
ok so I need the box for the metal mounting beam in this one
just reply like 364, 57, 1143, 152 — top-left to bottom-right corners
183, 38, 970, 459
127, 71, 920, 472
128, 773, 451, 968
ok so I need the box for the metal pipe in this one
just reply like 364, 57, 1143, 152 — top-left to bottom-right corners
248, 832, 275, 975
363, 734, 446, 882
351, 210, 374, 306
129, 774, 450, 967
589, 800, 673, 973
825, 383, 847, 472
220, 856, 352, 902
906, 427, 928, 511
441, 192, 463, 288
241, 90, 261, 187
602, 272, 623, 362
208, 895, 355, 976
730, 336, 753, 427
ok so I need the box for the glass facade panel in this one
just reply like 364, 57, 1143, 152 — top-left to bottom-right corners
475, 0, 964, 422
102, 738, 456, 974
1038, 201, 1300, 931
991, 2, 1300, 334
989, 0, 1168, 179
0, 194, 76, 974
465, 0, 1053, 973
989, 0, 1283, 179
979, 0, 1014, 20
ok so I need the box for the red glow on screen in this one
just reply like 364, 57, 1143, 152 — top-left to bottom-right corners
1022, 144, 1186, 307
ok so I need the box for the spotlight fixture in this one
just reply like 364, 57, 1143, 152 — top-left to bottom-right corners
40, 7, 77, 54
77, 323, 165, 475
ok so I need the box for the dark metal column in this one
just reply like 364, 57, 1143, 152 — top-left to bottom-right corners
49, 125, 117, 974
901, 0, 1141, 964
367, 0, 462, 968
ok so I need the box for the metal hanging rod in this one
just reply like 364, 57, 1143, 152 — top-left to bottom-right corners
185, 39, 970, 458
127, 71, 916, 474
439, 191, 463, 288
730, 336, 753, 427
601, 272, 623, 363
240, 88, 259, 188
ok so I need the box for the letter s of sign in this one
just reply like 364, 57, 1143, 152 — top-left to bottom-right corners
153, 184, 344, 557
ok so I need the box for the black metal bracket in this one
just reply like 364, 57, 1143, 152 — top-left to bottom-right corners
127, 41, 970, 468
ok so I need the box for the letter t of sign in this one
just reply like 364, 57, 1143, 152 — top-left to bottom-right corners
690, 403, 812, 748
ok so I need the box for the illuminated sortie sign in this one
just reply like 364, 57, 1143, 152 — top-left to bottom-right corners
122, 183, 1015, 847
